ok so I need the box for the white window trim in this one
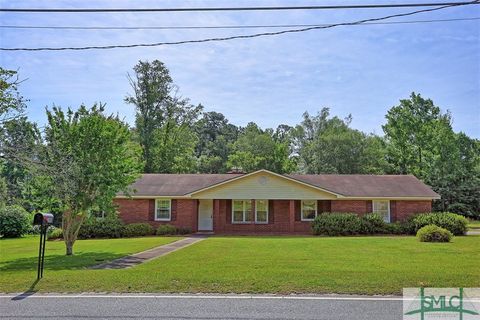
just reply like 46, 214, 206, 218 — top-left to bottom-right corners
232, 199, 252, 224
372, 200, 390, 223
155, 199, 172, 221
301, 200, 318, 221
255, 200, 269, 224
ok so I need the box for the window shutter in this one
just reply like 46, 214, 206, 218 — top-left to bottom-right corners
171, 199, 177, 221
390, 200, 396, 222
366, 200, 373, 213
149, 199, 155, 221
226, 200, 232, 224
268, 200, 274, 224
295, 200, 301, 221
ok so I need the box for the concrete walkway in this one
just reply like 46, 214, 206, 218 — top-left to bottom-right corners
90, 236, 208, 270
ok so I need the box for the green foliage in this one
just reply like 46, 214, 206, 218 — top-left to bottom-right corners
78, 215, 124, 239
195, 111, 239, 173
125, 60, 202, 173
383, 222, 405, 235
176, 227, 192, 235
410, 212, 468, 236
312, 213, 362, 236
0, 117, 42, 208
0, 68, 27, 123
156, 224, 192, 235
359, 213, 388, 234
123, 223, 154, 237
416, 225, 453, 242
312, 212, 398, 236
0, 176, 6, 208
295, 108, 389, 174
47, 227, 63, 240
227, 122, 296, 173
383, 93, 480, 218
0, 205, 30, 238
156, 224, 177, 235
43, 104, 142, 254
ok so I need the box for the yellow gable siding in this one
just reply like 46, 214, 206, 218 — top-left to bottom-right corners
191, 172, 338, 199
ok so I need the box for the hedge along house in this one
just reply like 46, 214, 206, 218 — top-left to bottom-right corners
114, 169, 440, 234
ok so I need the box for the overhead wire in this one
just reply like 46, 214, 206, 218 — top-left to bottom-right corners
1, 1, 478, 51
0, 1, 478, 12
0, 17, 478, 30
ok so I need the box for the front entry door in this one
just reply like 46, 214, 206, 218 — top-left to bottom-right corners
198, 199, 213, 231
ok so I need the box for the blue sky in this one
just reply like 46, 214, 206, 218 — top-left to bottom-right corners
1, 0, 479, 137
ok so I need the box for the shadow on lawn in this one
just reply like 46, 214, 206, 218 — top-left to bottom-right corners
0, 252, 126, 271
11, 279, 39, 301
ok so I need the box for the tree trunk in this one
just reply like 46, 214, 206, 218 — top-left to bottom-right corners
62, 209, 87, 256
66, 242, 73, 255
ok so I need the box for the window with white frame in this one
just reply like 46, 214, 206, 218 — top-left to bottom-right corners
373, 200, 390, 223
232, 200, 252, 223
301, 200, 317, 221
255, 200, 268, 224
155, 199, 171, 221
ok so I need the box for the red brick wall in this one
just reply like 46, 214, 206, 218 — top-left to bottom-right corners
331, 200, 370, 215
114, 198, 433, 233
114, 198, 198, 230
392, 200, 432, 221
213, 200, 311, 234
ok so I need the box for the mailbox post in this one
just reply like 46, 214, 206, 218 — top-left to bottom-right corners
33, 213, 54, 280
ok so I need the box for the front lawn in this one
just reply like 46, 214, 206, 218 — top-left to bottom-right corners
468, 220, 480, 230
0, 236, 478, 294
0, 236, 181, 284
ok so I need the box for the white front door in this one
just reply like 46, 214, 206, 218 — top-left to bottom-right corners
198, 199, 213, 231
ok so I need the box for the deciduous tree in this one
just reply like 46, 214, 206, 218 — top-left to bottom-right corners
43, 104, 142, 255
125, 60, 201, 173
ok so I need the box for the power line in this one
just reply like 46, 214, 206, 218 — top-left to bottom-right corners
1, 1, 479, 13
1, 17, 478, 30
1, 2, 477, 51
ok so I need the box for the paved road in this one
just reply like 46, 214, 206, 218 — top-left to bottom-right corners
0, 294, 404, 320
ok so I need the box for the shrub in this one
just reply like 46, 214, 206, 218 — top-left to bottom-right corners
359, 213, 388, 234
176, 227, 192, 235
47, 227, 63, 240
123, 223, 154, 237
383, 222, 405, 235
156, 224, 177, 235
78, 215, 124, 239
417, 225, 453, 242
410, 212, 468, 236
312, 213, 361, 236
0, 205, 30, 238
398, 215, 417, 235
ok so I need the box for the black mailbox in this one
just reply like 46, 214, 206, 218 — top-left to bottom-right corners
33, 213, 54, 226
33, 213, 54, 280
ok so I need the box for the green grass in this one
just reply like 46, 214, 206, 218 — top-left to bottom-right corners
1, 236, 478, 295
468, 219, 480, 230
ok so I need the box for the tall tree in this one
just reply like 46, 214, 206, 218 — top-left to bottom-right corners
125, 60, 201, 173
0, 117, 41, 206
382, 93, 451, 178
195, 111, 239, 173
227, 122, 296, 173
42, 104, 142, 255
0, 176, 6, 208
0, 68, 26, 125
383, 93, 480, 217
295, 108, 388, 174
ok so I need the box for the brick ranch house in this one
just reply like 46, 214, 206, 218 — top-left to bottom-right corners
114, 169, 440, 234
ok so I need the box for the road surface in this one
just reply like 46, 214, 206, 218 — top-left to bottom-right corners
0, 294, 404, 320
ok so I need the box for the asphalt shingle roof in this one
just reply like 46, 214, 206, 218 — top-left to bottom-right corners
121, 171, 439, 198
